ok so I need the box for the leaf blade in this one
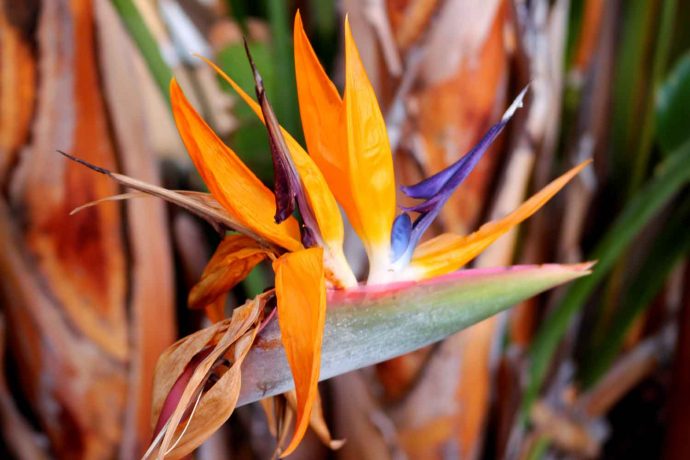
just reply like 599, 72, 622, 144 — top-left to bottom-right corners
525, 139, 690, 415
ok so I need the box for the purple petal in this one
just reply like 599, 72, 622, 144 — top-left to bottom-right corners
390, 213, 412, 262
401, 86, 528, 200
400, 191, 447, 214
395, 86, 528, 260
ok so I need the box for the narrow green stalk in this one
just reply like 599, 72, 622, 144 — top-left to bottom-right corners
112, 0, 173, 105
526, 436, 550, 460
629, 0, 678, 192
610, 0, 658, 186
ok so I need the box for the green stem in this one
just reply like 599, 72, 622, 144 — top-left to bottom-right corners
112, 0, 173, 105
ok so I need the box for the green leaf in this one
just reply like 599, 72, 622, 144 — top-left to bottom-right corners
579, 199, 690, 386
112, 0, 173, 105
610, 0, 667, 190
525, 139, 690, 415
307, 0, 338, 68
629, 0, 677, 190
309, 0, 337, 40
526, 436, 550, 460
216, 42, 275, 105
237, 263, 591, 406
656, 52, 690, 155
265, 0, 301, 138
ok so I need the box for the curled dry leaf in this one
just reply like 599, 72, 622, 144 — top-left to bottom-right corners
146, 293, 270, 459
260, 395, 295, 459
188, 234, 272, 322
260, 391, 344, 457
284, 390, 346, 451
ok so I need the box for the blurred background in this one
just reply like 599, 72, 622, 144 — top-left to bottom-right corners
1, 0, 690, 458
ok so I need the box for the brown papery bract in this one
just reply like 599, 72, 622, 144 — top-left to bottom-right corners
146, 294, 269, 459
188, 234, 272, 322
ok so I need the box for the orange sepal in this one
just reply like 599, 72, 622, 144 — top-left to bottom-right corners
273, 248, 327, 457
293, 12, 362, 234
170, 79, 301, 251
196, 58, 344, 247
189, 234, 271, 321
343, 17, 396, 276
409, 161, 591, 278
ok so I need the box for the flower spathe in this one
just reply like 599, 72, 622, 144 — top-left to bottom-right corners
168, 11, 590, 456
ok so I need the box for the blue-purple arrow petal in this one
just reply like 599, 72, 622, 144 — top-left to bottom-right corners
391, 86, 529, 266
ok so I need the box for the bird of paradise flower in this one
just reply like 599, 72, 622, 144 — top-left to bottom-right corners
60, 11, 591, 459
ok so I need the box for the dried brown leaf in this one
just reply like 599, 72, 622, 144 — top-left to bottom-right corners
260, 395, 295, 459
1, 1, 131, 456
163, 329, 259, 458
285, 391, 345, 450
189, 233, 271, 317
57, 150, 280, 251
147, 294, 267, 458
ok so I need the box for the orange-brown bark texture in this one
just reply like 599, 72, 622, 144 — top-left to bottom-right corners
0, 0, 174, 457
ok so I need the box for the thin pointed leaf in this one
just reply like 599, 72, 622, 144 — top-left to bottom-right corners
525, 139, 690, 415
237, 263, 592, 406
656, 52, 690, 155
57, 151, 255, 238
579, 201, 690, 386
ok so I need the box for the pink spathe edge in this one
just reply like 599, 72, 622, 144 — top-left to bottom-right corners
326, 262, 596, 303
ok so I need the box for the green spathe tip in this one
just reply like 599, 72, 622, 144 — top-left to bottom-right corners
238, 262, 592, 406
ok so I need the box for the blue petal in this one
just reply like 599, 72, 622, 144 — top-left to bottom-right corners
390, 211, 437, 268
407, 211, 437, 253
390, 213, 412, 262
